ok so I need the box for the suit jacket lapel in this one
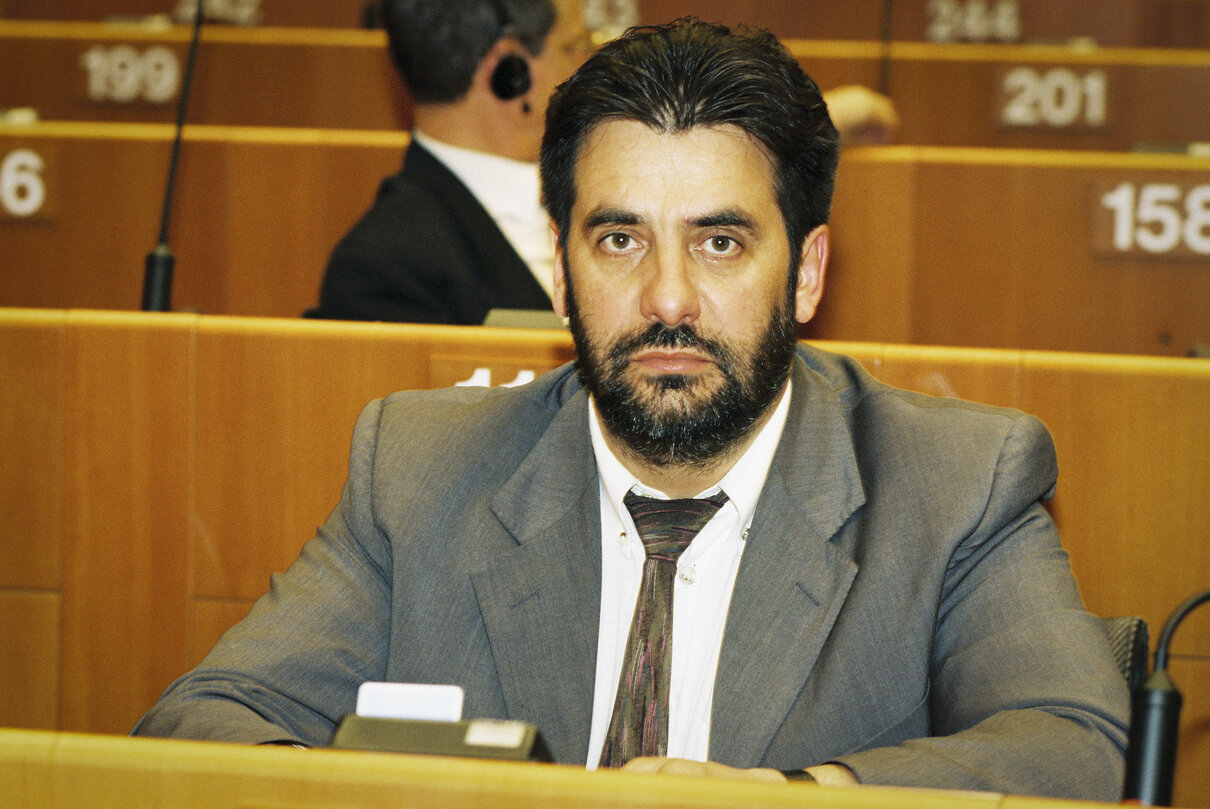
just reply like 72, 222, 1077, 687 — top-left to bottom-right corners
470, 384, 601, 764
710, 355, 865, 767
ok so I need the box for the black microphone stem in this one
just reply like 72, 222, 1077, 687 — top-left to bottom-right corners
142, 0, 205, 312
878, 0, 893, 97
1123, 587, 1210, 806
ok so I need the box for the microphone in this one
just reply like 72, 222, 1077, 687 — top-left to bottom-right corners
878, 0, 893, 97
142, 0, 205, 312
1122, 587, 1210, 806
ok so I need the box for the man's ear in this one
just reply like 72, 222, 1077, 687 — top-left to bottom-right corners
794, 224, 829, 324
552, 223, 569, 318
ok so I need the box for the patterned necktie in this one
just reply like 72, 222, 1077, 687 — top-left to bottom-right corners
598, 489, 730, 768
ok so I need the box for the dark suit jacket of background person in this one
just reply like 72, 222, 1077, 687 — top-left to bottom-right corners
133, 345, 1130, 800
305, 140, 552, 324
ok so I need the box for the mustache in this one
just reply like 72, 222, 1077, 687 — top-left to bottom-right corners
606, 322, 730, 367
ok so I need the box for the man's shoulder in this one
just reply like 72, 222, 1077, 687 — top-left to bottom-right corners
370, 362, 583, 454
795, 343, 1032, 428
792, 343, 1055, 484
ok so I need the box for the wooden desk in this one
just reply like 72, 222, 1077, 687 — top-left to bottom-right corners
4, 0, 1209, 46
0, 0, 368, 28
4, 728, 1176, 809
785, 40, 1210, 153
4, 22, 1210, 153
0, 121, 405, 317
0, 21, 409, 131
821, 145, 1210, 357
3, 124, 1207, 356
640, 0, 1210, 49
2, 310, 1208, 805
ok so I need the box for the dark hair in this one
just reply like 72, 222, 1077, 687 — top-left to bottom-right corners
381, 0, 555, 103
540, 19, 839, 266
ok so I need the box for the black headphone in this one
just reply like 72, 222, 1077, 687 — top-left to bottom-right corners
486, 0, 532, 102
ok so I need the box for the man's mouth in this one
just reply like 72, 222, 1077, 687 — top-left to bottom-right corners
629, 348, 715, 375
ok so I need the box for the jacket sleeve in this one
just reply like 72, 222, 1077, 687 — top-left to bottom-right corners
132, 400, 394, 745
831, 414, 1130, 800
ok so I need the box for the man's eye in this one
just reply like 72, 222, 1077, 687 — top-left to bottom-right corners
602, 233, 634, 251
703, 235, 738, 255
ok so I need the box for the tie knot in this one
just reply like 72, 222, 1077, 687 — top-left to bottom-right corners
623, 490, 729, 562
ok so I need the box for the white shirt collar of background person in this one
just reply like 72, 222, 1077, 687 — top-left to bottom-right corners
412, 130, 555, 299
584, 380, 794, 767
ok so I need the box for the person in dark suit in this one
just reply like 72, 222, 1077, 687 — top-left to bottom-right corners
305, 0, 590, 324
138, 19, 1125, 799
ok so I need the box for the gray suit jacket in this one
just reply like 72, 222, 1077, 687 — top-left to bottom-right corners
134, 345, 1129, 800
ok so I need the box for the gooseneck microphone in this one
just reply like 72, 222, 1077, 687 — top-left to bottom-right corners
142, 0, 205, 311
1122, 587, 1210, 806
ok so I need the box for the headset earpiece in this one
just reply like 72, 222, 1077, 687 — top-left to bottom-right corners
490, 52, 532, 101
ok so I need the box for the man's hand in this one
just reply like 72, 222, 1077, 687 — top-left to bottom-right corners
619, 758, 858, 785
800, 763, 859, 785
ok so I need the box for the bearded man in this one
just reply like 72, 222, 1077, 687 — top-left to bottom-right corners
135, 19, 1128, 801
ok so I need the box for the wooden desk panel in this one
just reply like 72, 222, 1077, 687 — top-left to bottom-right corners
1, 727, 1175, 809
0, 0, 368, 28
5, 127, 1209, 357
640, 0, 1210, 49
59, 311, 193, 734
1019, 352, 1210, 654
821, 147, 1210, 357
787, 41, 1210, 153
1168, 656, 1210, 809
0, 309, 63, 589
0, 122, 405, 317
0, 592, 59, 729
0, 21, 409, 131
4, 21, 1209, 154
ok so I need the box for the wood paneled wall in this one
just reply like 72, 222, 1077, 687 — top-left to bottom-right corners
1, 309, 1207, 805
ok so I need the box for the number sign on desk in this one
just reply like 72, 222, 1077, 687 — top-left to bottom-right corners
0, 148, 54, 220
1095, 180, 1210, 257
79, 44, 181, 105
927, 0, 1022, 43
1000, 67, 1108, 129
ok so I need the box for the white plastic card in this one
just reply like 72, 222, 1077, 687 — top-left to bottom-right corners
355, 682, 464, 722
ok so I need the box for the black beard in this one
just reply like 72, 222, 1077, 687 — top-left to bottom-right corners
567, 281, 799, 468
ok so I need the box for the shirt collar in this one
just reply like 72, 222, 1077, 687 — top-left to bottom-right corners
589, 381, 793, 535
412, 131, 543, 223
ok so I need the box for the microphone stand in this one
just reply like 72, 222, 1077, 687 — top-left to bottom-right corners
142, 0, 205, 311
878, 0, 893, 97
1122, 587, 1210, 806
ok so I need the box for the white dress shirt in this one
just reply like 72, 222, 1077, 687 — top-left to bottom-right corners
584, 382, 793, 768
411, 131, 555, 300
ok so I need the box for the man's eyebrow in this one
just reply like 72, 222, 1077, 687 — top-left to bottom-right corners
583, 208, 643, 229
691, 210, 758, 230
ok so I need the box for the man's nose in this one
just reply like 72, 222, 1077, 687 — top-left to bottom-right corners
638, 246, 700, 328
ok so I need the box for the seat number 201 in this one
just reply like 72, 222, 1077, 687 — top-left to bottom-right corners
1002, 67, 1108, 128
